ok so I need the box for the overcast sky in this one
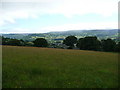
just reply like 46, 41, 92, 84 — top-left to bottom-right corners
0, 0, 119, 33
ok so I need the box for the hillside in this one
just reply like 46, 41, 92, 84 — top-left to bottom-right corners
2, 46, 118, 88
1, 29, 119, 42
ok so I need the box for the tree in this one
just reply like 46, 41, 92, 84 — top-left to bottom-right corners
7, 39, 21, 46
76, 36, 101, 51
33, 38, 48, 47
63, 36, 77, 49
76, 38, 84, 49
2, 36, 9, 45
114, 42, 120, 52
101, 38, 116, 52
19, 39, 26, 46
0, 36, 1, 44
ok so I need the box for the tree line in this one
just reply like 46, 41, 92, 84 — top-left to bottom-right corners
63, 36, 120, 52
1, 36, 120, 52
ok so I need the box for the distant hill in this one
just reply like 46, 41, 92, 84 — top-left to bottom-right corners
1, 29, 119, 42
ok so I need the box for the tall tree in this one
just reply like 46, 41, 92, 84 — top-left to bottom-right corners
101, 38, 116, 52
114, 42, 120, 52
33, 38, 48, 47
7, 39, 21, 46
63, 36, 77, 48
77, 36, 101, 51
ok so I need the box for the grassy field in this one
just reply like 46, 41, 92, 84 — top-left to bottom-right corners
2, 46, 118, 88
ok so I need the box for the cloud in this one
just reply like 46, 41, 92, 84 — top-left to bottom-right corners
1, 22, 117, 33
1, 28, 32, 33
0, 2, 40, 25
2, 0, 57, 3
46, 0, 118, 18
0, 20, 6, 26
0, 0, 118, 31
0, 0, 63, 26
1, 0, 118, 17
41, 22, 118, 32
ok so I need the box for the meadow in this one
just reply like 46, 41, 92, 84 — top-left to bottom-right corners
2, 46, 118, 88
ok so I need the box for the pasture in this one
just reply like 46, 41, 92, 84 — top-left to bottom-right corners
2, 46, 118, 88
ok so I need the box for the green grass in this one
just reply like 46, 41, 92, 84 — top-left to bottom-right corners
2, 46, 118, 88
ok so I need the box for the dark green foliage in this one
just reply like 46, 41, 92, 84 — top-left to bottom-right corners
114, 42, 120, 52
7, 39, 21, 46
67, 46, 73, 49
63, 36, 77, 47
1, 35, 120, 52
76, 38, 84, 49
77, 36, 101, 51
0, 36, 2, 44
101, 39, 116, 52
33, 38, 48, 47
2, 37, 10, 45
2, 36, 25, 46
24, 42, 34, 46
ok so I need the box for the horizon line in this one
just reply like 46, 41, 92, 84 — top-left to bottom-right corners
0, 29, 118, 34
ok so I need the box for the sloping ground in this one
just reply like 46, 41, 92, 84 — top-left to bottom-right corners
2, 46, 118, 88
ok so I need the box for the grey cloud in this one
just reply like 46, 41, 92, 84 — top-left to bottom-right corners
2, 2, 55, 10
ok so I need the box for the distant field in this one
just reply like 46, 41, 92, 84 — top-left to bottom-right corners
2, 46, 118, 88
